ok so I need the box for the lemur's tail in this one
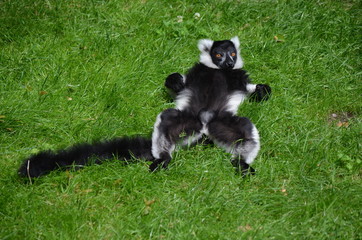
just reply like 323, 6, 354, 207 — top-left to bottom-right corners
18, 137, 153, 178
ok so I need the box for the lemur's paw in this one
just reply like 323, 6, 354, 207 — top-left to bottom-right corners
165, 73, 185, 93
250, 84, 272, 102
240, 166, 256, 177
149, 159, 169, 172
149, 161, 160, 172
231, 160, 256, 177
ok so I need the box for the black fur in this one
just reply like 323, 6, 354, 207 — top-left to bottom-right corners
183, 64, 250, 113
18, 137, 153, 178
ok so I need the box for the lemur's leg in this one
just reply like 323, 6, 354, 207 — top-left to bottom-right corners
246, 83, 272, 102
150, 108, 202, 171
165, 73, 186, 98
205, 112, 260, 176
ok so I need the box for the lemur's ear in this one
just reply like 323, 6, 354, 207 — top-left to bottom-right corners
231, 36, 244, 69
198, 39, 214, 52
230, 36, 240, 49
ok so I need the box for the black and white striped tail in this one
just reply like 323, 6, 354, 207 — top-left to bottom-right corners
18, 137, 153, 178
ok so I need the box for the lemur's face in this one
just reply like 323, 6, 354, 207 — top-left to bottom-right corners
198, 36, 244, 70
210, 41, 237, 69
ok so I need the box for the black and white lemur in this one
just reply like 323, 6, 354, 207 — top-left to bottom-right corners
18, 36, 271, 178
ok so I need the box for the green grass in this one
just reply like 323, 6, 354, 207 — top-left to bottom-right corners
1, 0, 361, 239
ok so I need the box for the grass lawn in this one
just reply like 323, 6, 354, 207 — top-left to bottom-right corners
1, 0, 361, 239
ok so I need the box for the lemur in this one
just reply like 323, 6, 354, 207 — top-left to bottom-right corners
18, 36, 271, 178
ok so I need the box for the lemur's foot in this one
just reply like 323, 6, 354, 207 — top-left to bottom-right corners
149, 159, 162, 172
231, 159, 256, 177
250, 84, 271, 102
240, 165, 256, 177
149, 157, 171, 172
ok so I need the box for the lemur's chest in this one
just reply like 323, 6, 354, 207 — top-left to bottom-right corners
190, 71, 237, 94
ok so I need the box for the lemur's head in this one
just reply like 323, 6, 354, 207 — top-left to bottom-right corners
198, 36, 243, 70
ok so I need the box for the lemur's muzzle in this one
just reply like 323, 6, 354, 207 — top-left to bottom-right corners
225, 62, 235, 69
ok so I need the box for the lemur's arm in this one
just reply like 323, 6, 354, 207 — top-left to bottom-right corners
246, 83, 272, 102
165, 73, 186, 98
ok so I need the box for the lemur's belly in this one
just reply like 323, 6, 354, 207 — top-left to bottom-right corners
175, 89, 246, 115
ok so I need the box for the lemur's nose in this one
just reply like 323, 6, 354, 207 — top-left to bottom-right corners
226, 62, 234, 68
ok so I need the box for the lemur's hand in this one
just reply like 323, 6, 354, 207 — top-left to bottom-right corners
250, 84, 271, 102
165, 73, 185, 93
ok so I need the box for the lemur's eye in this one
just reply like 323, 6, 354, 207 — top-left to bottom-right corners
215, 53, 222, 58
231, 52, 236, 57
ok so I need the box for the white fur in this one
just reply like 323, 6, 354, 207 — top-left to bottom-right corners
151, 113, 175, 159
246, 83, 257, 94
198, 39, 219, 69
181, 74, 186, 84
225, 91, 247, 115
242, 126, 260, 164
198, 39, 214, 52
175, 89, 193, 110
199, 54, 219, 69
199, 110, 215, 124
151, 113, 162, 159
230, 36, 240, 49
